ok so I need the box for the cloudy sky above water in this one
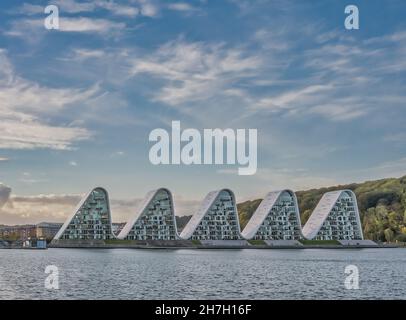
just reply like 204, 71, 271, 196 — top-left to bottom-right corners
0, 0, 405, 224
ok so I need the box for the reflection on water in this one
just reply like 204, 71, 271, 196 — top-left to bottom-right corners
0, 248, 405, 300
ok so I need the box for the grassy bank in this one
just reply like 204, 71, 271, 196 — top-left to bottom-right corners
299, 239, 341, 245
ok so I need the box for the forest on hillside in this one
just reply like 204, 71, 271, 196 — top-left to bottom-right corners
237, 175, 406, 243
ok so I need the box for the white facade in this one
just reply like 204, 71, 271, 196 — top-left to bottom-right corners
241, 190, 302, 240
117, 188, 178, 240
302, 190, 363, 240
54, 187, 113, 240
180, 189, 241, 240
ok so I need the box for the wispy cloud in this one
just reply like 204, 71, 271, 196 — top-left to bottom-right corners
127, 27, 406, 124
254, 85, 333, 111
0, 120, 91, 150
15, 0, 156, 18
58, 17, 126, 33
6, 17, 126, 37
0, 50, 96, 150
243, 28, 406, 122
19, 178, 49, 184
110, 151, 125, 158
131, 38, 262, 107
70, 48, 106, 60
48, 0, 95, 14
13, 3, 44, 15
167, 2, 202, 14
308, 102, 366, 121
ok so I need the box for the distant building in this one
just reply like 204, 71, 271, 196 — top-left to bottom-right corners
36, 222, 63, 241
0, 223, 62, 241
0, 224, 37, 240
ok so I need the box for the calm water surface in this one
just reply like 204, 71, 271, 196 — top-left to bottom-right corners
0, 248, 405, 299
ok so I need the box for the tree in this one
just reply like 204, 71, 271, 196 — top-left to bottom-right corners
384, 228, 395, 243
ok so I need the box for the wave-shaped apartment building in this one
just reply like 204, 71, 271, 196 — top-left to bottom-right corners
53, 187, 364, 243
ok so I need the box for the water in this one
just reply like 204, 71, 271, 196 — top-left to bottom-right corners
0, 248, 405, 300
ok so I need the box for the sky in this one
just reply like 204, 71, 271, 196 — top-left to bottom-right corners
0, 0, 405, 224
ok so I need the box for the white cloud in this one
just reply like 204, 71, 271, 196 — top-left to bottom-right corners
0, 50, 96, 150
52, 0, 95, 13
110, 151, 125, 157
15, 0, 143, 18
127, 34, 377, 124
0, 119, 91, 150
127, 28, 403, 124
244, 29, 406, 122
104, 3, 139, 17
15, 3, 44, 15
0, 157, 9, 162
255, 85, 333, 111
19, 178, 49, 184
58, 17, 126, 33
11, 193, 82, 205
168, 3, 196, 11
308, 103, 366, 122
136, 0, 159, 17
254, 28, 291, 51
5, 17, 126, 39
70, 48, 106, 60
131, 39, 262, 106
50, 0, 156, 17
7, 17, 126, 35
167, 2, 201, 14
69, 161, 78, 166
0, 70, 100, 114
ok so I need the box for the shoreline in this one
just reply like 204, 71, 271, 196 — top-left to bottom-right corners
47, 244, 402, 250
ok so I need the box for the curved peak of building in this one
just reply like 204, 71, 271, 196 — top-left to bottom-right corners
241, 189, 302, 240
302, 189, 363, 240
116, 188, 178, 240
54, 187, 112, 240
179, 189, 241, 240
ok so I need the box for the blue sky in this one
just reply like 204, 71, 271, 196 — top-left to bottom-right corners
0, 0, 405, 223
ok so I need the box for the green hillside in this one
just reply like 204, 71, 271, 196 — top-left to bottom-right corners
237, 176, 406, 243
